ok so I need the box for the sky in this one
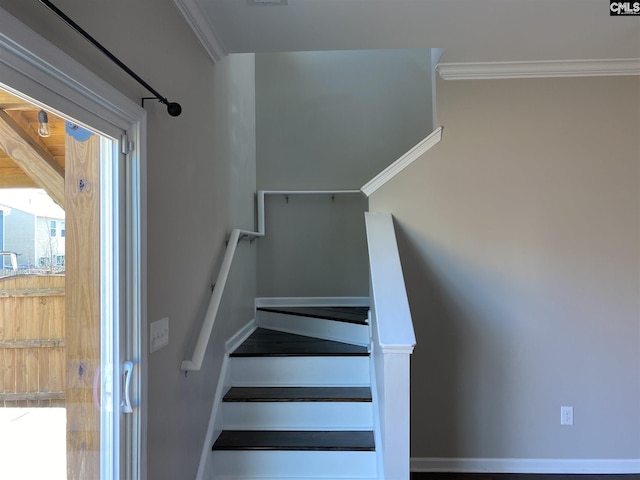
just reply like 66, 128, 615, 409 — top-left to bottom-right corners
0, 188, 65, 219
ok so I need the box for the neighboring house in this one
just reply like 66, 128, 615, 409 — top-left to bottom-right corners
0, 189, 65, 274
0, 206, 36, 269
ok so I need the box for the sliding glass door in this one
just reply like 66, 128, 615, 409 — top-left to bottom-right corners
0, 7, 145, 480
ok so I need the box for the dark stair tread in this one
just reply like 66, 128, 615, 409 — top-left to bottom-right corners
231, 328, 369, 357
212, 430, 375, 451
223, 386, 372, 402
257, 306, 369, 325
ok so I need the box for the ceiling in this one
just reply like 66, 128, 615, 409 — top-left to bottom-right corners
0, 90, 65, 190
175, 0, 640, 64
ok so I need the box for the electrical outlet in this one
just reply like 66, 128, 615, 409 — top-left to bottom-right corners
150, 317, 169, 353
561, 406, 573, 426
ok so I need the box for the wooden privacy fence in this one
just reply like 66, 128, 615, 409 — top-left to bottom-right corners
0, 275, 65, 407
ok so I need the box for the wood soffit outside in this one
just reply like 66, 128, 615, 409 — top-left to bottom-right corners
0, 89, 66, 190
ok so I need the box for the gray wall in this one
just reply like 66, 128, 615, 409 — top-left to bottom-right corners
256, 49, 433, 190
258, 193, 369, 297
370, 76, 640, 460
0, 3, 257, 479
145, 52, 256, 480
255, 49, 432, 297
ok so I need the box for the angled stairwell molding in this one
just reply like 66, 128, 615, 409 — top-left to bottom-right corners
365, 212, 416, 480
361, 127, 443, 197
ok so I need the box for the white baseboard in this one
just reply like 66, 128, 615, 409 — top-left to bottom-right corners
225, 319, 256, 353
411, 457, 640, 474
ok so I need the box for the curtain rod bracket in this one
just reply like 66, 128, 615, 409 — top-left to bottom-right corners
39, 0, 182, 117
142, 97, 182, 117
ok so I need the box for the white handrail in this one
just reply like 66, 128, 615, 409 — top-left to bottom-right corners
365, 211, 415, 479
365, 212, 416, 352
181, 189, 362, 372
180, 228, 261, 372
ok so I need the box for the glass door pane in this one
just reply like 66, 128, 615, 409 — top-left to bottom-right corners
0, 86, 137, 479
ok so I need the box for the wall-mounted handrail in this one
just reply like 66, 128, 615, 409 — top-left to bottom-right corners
180, 228, 261, 372
256, 190, 361, 233
181, 189, 362, 372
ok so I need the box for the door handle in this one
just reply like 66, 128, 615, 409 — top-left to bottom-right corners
122, 361, 134, 414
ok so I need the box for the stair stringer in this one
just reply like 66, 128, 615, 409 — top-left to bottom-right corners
197, 320, 257, 480
368, 338, 385, 478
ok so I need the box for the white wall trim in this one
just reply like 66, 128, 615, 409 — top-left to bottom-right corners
172, 0, 228, 63
195, 353, 230, 480
255, 296, 370, 308
225, 319, 256, 353
411, 457, 640, 474
437, 58, 640, 80
361, 127, 443, 197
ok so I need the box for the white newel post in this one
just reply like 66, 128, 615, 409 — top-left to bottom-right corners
381, 349, 412, 479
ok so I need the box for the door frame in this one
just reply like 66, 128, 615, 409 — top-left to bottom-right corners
0, 7, 147, 480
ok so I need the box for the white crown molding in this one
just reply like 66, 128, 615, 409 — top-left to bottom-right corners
412, 457, 640, 474
172, 0, 228, 63
437, 58, 640, 80
361, 127, 443, 197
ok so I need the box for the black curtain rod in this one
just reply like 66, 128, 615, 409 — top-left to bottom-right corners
39, 0, 182, 117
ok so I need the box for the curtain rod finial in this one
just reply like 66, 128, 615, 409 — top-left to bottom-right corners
167, 102, 182, 117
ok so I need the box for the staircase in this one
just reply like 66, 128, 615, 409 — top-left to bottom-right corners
209, 302, 378, 479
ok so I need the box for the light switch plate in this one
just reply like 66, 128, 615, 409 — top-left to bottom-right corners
150, 317, 169, 353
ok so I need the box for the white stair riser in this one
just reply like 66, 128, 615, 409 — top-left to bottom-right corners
230, 356, 370, 386
211, 450, 377, 478
256, 311, 370, 346
221, 401, 373, 430
255, 297, 369, 308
